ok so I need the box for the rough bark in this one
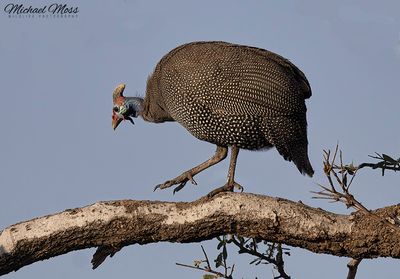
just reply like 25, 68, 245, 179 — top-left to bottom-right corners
0, 192, 399, 276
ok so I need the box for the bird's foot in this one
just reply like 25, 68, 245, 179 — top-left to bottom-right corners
207, 181, 243, 198
154, 171, 197, 194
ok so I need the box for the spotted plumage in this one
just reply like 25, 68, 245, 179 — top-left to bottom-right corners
112, 41, 314, 194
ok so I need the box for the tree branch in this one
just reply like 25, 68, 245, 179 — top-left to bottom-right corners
346, 258, 362, 279
1, 192, 399, 276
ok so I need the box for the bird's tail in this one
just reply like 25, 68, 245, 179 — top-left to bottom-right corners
290, 145, 314, 177
262, 115, 314, 177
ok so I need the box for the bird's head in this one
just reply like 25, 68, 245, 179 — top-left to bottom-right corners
112, 83, 143, 130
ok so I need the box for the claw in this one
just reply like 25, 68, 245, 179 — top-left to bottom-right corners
154, 180, 172, 191
233, 182, 243, 192
207, 181, 244, 198
187, 173, 197, 185
154, 171, 197, 194
173, 182, 187, 194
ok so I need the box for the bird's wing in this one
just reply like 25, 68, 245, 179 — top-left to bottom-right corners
188, 60, 308, 117
160, 42, 311, 118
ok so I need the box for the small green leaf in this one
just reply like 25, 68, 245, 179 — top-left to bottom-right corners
214, 253, 223, 268
203, 275, 218, 279
222, 245, 228, 260
343, 173, 347, 186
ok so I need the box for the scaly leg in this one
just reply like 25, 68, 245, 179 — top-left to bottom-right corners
207, 145, 243, 197
154, 145, 228, 194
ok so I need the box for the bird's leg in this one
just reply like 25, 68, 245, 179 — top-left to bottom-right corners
207, 145, 243, 197
154, 146, 228, 194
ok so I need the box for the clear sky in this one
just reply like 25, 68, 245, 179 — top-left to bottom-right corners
1, 1, 399, 278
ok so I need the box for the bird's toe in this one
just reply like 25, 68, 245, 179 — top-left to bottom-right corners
185, 172, 197, 185
154, 171, 198, 193
173, 182, 187, 194
233, 182, 244, 192
153, 180, 173, 191
207, 180, 243, 197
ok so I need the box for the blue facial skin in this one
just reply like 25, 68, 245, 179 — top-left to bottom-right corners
116, 97, 144, 125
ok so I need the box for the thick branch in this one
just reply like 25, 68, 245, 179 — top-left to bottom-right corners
1, 192, 400, 276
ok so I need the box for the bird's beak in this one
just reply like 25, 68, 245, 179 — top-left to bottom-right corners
112, 113, 123, 130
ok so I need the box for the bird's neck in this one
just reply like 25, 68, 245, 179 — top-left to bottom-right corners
125, 97, 144, 117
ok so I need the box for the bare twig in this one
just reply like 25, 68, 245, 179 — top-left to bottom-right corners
313, 145, 400, 232
222, 244, 228, 277
312, 145, 369, 213
202, 245, 212, 270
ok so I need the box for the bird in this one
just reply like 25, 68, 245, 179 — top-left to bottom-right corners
112, 41, 314, 195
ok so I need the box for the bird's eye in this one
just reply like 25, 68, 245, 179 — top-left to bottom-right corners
113, 106, 119, 112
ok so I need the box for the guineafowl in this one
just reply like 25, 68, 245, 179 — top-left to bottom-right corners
111, 41, 313, 195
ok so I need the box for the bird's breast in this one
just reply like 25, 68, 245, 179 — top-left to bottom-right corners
169, 99, 271, 149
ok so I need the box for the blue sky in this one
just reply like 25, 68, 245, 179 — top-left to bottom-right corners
1, 1, 399, 278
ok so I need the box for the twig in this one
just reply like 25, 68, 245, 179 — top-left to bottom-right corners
231, 237, 290, 279
201, 245, 211, 270
176, 262, 226, 278
222, 244, 228, 277
229, 264, 235, 278
358, 163, 400, 171
176, 245, 233, 279
358, 152, 400, 175
314, 145, 400, 232
313, 145, 369, 213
